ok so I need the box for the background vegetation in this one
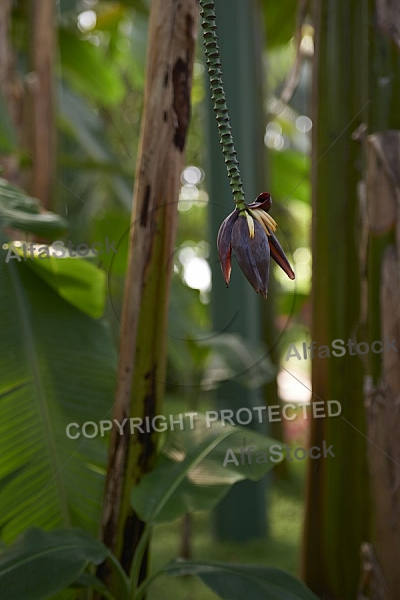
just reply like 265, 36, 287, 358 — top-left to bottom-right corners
1, 0, 399, 599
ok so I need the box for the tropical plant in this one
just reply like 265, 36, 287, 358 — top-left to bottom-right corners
0, 178, 117, 543
0, 418, 319, 600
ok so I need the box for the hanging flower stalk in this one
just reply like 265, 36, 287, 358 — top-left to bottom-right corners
200, 0, 295, 298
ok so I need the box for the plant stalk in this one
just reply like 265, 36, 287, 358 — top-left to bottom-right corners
200, 0, 246, 210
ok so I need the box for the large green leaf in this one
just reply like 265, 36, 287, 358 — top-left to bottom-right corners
0, 528, 108, 600
0, 178, 68, 238
131, 416, 281, 524
0, 242, 116, 543
164, 560, 319, 600
4, 241, 106, 318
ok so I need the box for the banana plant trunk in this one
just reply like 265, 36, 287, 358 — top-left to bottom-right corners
98, 0, 198, 591
301, 0, 370, 597
362, 131, 400, 599
360, 2, 400, 595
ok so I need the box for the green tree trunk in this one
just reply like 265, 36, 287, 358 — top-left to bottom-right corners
301, 0, 370, 597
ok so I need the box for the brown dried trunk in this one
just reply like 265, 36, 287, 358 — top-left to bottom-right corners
362, 132, 400, 600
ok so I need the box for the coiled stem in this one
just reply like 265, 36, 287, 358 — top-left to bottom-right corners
200, 0, 246, 210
